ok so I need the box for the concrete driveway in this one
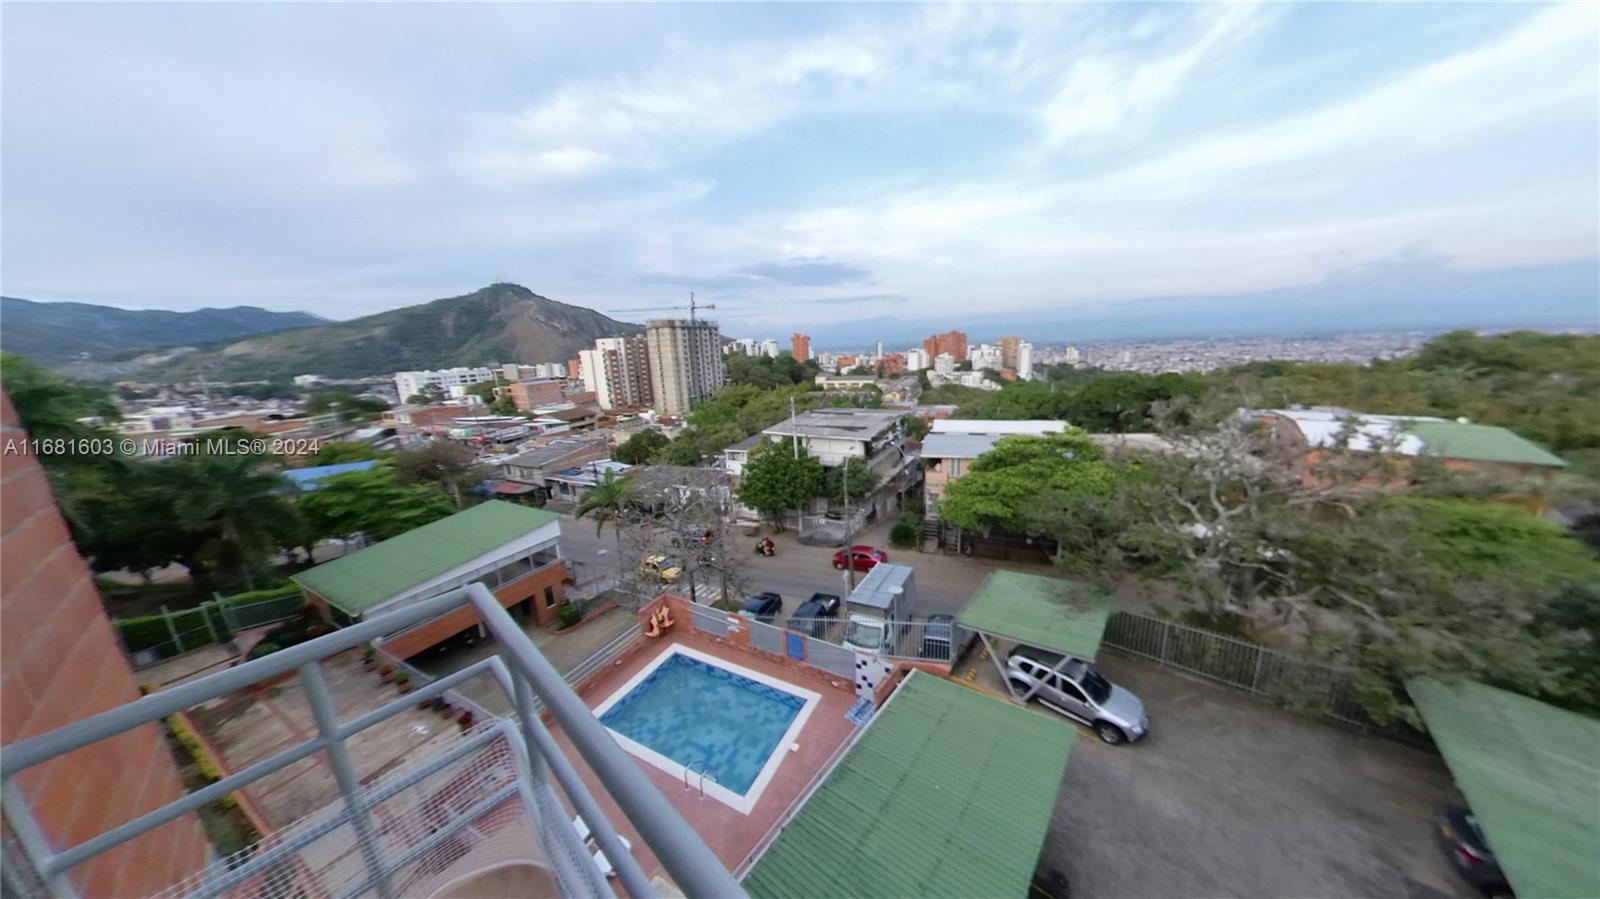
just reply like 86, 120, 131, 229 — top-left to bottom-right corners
1042, 655, 1475, 899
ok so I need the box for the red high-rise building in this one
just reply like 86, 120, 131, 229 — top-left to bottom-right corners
791, 333, 811, 363
922, 330, 968, 363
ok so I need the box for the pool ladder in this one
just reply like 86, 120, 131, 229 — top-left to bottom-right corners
684, 761, 717, 798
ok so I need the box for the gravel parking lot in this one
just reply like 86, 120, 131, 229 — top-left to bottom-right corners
1041, 655, 1476, 899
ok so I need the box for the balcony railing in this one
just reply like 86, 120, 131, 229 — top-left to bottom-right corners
1, 583, 744, 899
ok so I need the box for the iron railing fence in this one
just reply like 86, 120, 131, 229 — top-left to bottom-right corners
1101, 610, 1385, 729
115, 593, 307, 666
1, 584, 743, 899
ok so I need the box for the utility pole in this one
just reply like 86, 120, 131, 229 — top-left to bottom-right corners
841, 455, 856, 592
789, 396, 799, 459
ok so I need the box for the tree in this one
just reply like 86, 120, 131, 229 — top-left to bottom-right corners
297, 464, 454, 549
615, 429, 669, 465
0, 354, 120, 451
575, 469, 635, 565
820, 461, 881, 504
736, 440, 824, 526
938, 430, 1121, 535
306, 440, 385, 465
393, 441, 485, 509
406, 383, 446, 405
151, 437, 301, 592
904, 415, 930, 442
653, 437, 702, 467
307, 390, 388, 422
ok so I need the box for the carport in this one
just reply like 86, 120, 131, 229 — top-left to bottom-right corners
1409, 679, 1600, 899
955, 570, 1115, 704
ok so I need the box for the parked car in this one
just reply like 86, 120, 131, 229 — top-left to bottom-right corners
920, 614, 971, 662
1006, 645, 1149, 745
1438, 806, 1513, 898
639, 555, 683, 584
791, 593, 842, 636
832, 545, 888, 572
739, 592, 784, 623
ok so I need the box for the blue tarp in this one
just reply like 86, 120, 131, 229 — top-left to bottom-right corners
282, 460, 380, 491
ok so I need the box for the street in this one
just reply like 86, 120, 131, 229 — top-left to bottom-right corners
555, 513, 1065, 618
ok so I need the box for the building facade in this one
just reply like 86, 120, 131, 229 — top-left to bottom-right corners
922, 329, 968, 363
791, 333, 811, 363
1017, 341, 1034, 380
646, 318, 724, 417
904, 348, 931, 371
507, 378, 566, 411
997, 337, 1021, 372
580, 337, 653, 410
1, 392, 211, 896
393, 367, 498, 402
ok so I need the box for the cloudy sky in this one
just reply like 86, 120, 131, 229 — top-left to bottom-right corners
3, 2, 1596, 338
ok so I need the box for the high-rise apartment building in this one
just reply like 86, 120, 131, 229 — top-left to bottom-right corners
876, 352, 906, 376
922, 329, 968, 363
760, 339, 780, 358
791, 333, 811, 363
578, 336, 653, 410
1064, 345, 1081, 365
997, 336, 1022, 371
934, 352, 956, 375
970, 343, 1003, 372
1017, 341, 1034, 380
904, 348, 931, 371
646, 318, 724, 416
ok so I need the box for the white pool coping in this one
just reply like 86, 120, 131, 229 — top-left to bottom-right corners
591, 644, 820, 815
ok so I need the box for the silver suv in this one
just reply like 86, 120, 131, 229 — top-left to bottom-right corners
1006, 645, 1149, 745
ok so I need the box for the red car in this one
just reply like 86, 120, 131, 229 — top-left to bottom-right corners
832, 545, 888, 572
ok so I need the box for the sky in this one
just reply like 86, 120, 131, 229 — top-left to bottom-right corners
3, 2, 1597, 342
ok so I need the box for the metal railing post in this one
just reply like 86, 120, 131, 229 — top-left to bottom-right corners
160, 605, 183, 654
1157, 617, 1172, 666
2, 781, 78, 899
299, 662, 395, 899
200, 601, 221, 645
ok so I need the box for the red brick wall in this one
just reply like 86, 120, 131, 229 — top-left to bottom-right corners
0, 392, 210, 895
379, 562, 569, 658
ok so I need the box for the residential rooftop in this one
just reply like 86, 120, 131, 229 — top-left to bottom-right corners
761, 407, 905, 441
292, 501, 560, 616
743, 671, 1075, 899
1261, 407, 1566, 467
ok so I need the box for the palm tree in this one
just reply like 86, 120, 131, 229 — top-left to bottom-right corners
575, 468, 635, 560
159, 438, 298, 592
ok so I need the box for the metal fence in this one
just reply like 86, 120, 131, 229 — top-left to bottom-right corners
688, 603, 729, 637
114, 591, 307, 666
1101, 611, 1374, 727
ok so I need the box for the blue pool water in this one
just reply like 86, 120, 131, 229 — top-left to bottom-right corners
599, 654, 806, 795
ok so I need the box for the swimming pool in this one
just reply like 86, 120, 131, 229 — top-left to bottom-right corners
593, 645, 819, 813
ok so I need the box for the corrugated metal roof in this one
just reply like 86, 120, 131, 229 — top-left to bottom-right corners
1409, 679, 1599, 899
930, 420, 1066, 436
1404, 420, 1567, 468
292, 501, 559, 616
956, 570, 1114, 659
743, 672, 1074, 899
920, 433, 1006, 459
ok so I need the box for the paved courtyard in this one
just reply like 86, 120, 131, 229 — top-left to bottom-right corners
1036, 655, 1475, 899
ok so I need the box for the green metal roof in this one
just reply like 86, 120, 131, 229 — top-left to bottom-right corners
1404, 420, 1567, 468
744, 672, 1074, 899
956, 570, 1115, 659
1409, 679, 1600, 899
292, 501, 559, 616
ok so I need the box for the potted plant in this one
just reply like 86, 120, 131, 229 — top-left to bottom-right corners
361, 647, 378, 670
456, 709, 475, 732
378, 665, 395, 683
394, 672, 413, 694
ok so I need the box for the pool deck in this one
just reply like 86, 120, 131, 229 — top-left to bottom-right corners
548, 626, 861, 881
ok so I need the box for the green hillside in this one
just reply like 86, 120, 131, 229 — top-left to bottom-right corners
0, 296, 324, 366
135, 283, 641, 380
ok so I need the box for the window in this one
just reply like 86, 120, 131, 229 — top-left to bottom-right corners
544, 586, 557, 608
950, 459, 963, 476
1056, 680, 1087, 704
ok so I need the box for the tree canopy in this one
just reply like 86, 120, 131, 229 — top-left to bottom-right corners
614, 429, 669, 464
297, 464, 454, 545
736, 439, 824, 522
938, 430, 1121, 534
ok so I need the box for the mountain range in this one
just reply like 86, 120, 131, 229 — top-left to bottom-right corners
15, 283, 642, 382
0, 297, 325, 366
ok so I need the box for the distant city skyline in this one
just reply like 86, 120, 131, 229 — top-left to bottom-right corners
2, 4, 1595, 333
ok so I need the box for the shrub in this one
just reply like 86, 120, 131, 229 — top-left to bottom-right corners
888, 522, 918, 549
557, 604, 583, 629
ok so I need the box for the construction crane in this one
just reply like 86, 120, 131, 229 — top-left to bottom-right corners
610, 292, 716, 323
